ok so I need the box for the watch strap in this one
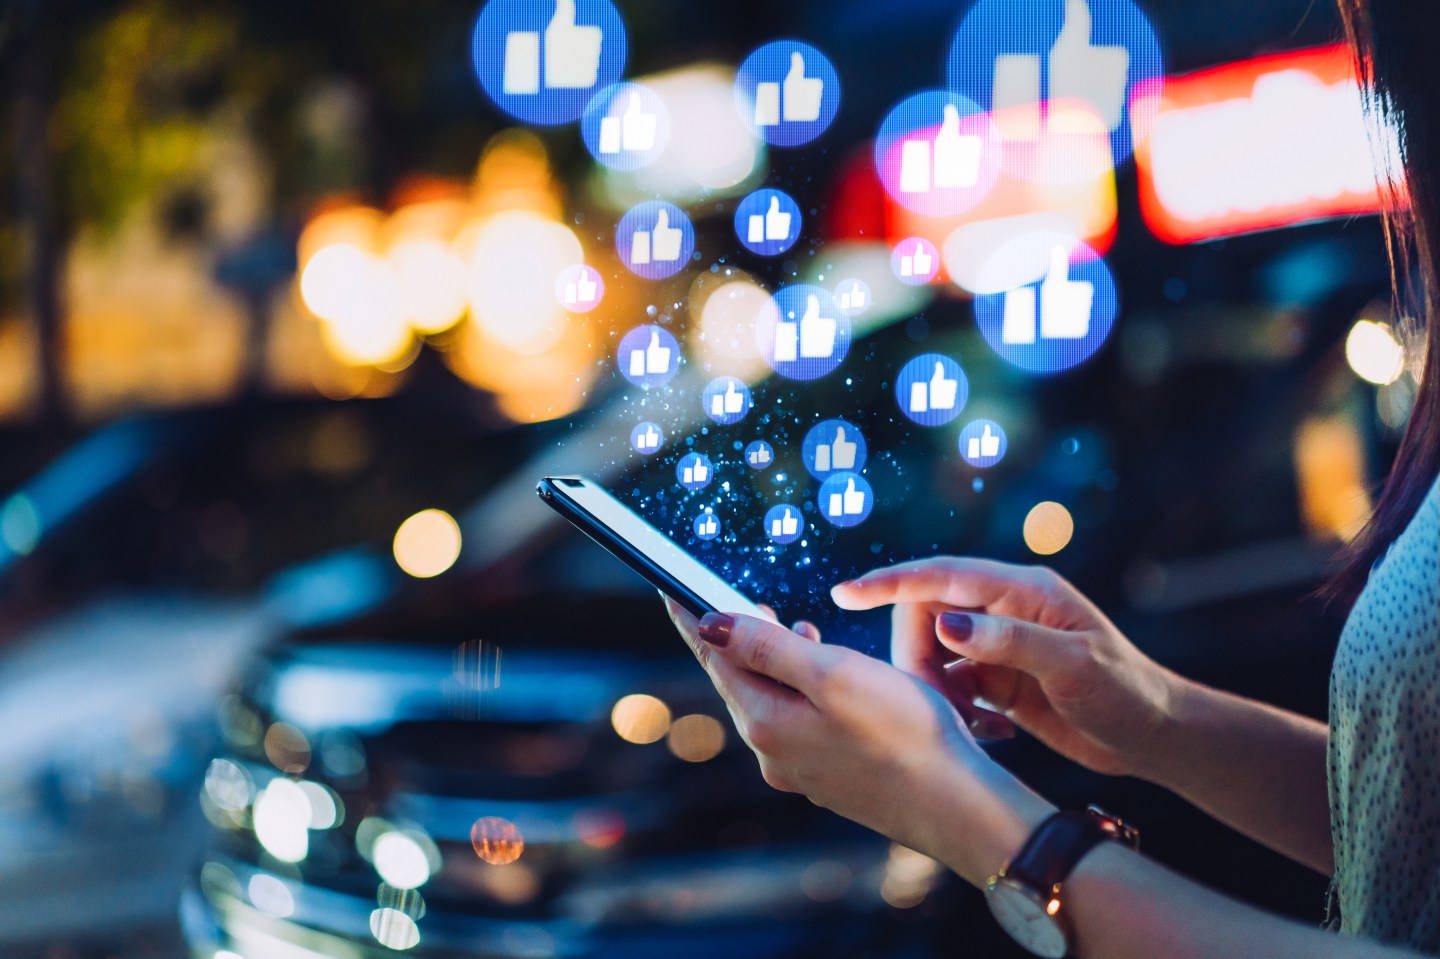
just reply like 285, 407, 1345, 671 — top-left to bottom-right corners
1004, 806, 1139, 893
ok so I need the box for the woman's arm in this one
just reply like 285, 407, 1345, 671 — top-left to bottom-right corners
668, 607, 1410, 959
1138, 679, 1333, 874
831, 559, 1334, 873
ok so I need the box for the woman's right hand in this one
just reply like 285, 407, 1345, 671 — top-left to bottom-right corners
831, 557, 1180, 778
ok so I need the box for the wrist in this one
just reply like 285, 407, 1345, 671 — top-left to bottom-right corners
917, 754, 1057, 887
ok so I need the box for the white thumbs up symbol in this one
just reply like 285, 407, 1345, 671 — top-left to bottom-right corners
755, 51, 824, 126
798, 294, 836, 358
770, 507, 799, 538
827, 478, 866, 517
900, 241, 933, 279
697, 514, 718, 537
710, 381, 745, 418
748, 445, 771, 466
899, 103, 983, 193
909, 361, 958, 413
967, 424, 1001, 460
636, 423, 660, 451
816, 427, 856, 472
564, 267, 598, 305
599, 91, 658, 154
747, 195, 793, 244
503, 0, 603, 95
1040, 246, 1094, 339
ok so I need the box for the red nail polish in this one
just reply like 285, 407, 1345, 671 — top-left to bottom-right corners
698, 612, 735, 646
938, 611, 973, 641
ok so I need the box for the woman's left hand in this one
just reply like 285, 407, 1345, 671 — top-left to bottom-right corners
664, 600, 1054, 885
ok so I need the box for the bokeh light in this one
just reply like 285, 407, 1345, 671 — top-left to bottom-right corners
1023, 501, 1075, 555
247, 873, 296, 918
253, 779, 310, 863
393, 509, 463, 578
610, 693, 672, 744
373, 830, 437, 890
369, 907, 421, 951
470, 816, 525, 865
1345, 319, 1405, 385
460, 210, 581, 355
263, 722, 312, 774
666, 713, 726, 762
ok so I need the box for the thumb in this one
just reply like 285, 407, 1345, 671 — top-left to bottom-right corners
936, 610, 1076, 679
788, 51, 806, 78
550, 0, 577, 28
1045, 246, 1070, 283
804, 293, 819, 317
655, 208, 670, 230
931, 360, 945, 382
941, 102, 959, 130
648, 331, 660, 347
982, 424, 993, 438
1053, 0, 1091, 49
627, 91, 642, 114
845, 478, 856, 493
768, 196, 781, 214
834, 427, 846, 442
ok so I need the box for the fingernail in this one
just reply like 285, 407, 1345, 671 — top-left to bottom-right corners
698, 612, 735, 646
938, 611, 973, 641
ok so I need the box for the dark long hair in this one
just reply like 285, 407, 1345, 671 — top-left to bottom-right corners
1327, 0, 1440, 604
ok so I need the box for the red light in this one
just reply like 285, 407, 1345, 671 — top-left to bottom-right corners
1134, 45, 1399, 244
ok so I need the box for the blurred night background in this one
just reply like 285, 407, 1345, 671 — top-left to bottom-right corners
0, 0, 1419, 957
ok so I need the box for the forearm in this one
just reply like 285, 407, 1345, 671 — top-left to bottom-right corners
1138, 676, 1332, 873
1064, 842, 1419, 959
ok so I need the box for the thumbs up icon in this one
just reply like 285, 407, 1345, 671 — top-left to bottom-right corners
709, 380, 746, 418
564, 266, 598, 306
503, 0, 603, 95
599, 92, 658, 154
754, 51, 824, 126
990, 0, 1129, 142
748, 444, 771, 466
909, 361, 958, 412
899, 103, 983, 193
642, 331, 671, 373
826, 478, 867, 518
696, 514, 719, 539
838, 281, 866, 313
680, 454, 712, 488
798, 295, 836, 358
635, 423, 661, 452
967, 425, 1001, 460
770, 507, 799, 539
747, 195, 793, 244
650, 209, 682, 262
1040, 246, 1094, 339
899, 241, 934, 279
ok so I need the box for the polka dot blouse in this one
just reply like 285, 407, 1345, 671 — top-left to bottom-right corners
1329, 476, 1440, 950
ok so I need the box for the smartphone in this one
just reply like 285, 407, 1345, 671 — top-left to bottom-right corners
537, 476, 765, 619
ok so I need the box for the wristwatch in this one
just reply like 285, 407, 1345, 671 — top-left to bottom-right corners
985, 805, 1140, 958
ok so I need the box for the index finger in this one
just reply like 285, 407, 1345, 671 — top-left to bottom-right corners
830, 557, 1076, 622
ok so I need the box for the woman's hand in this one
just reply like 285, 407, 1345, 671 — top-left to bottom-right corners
664, 599, 1053, 885
831, 558, 1179, 779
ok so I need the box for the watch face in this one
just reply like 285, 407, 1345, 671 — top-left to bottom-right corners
987, 880, 1068, 958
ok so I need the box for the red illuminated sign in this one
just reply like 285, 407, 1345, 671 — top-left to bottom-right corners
1134, 45, 1398, 244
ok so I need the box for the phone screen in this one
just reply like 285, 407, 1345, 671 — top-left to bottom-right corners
539, 476, 764, 618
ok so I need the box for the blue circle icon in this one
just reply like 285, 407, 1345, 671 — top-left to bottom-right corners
946, 0, 1163, 173
763, 503, 804, 544
802, 420, 867, 480
874, 90, 1001, 216
959, 419, 1008, 467
972, 240, 1117, 373
734, 40, 840, 147
616, 201, 695, 280
817, 472, 873, 528
472, 0, 628, 126
617, 324, 681, 387
630, 421, 664, 455
693, 512, 721, 541
676, 453, 714, 491
896, 354, 968, 426
834, 278, 871, 317
734, 189, 801, 256
755, 284, 851, 381
702, 376, 753, 425
745, 440, 775, 470
580, 82, 669, 170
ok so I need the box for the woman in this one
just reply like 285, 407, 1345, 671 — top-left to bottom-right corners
667, 1, 1440, 955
